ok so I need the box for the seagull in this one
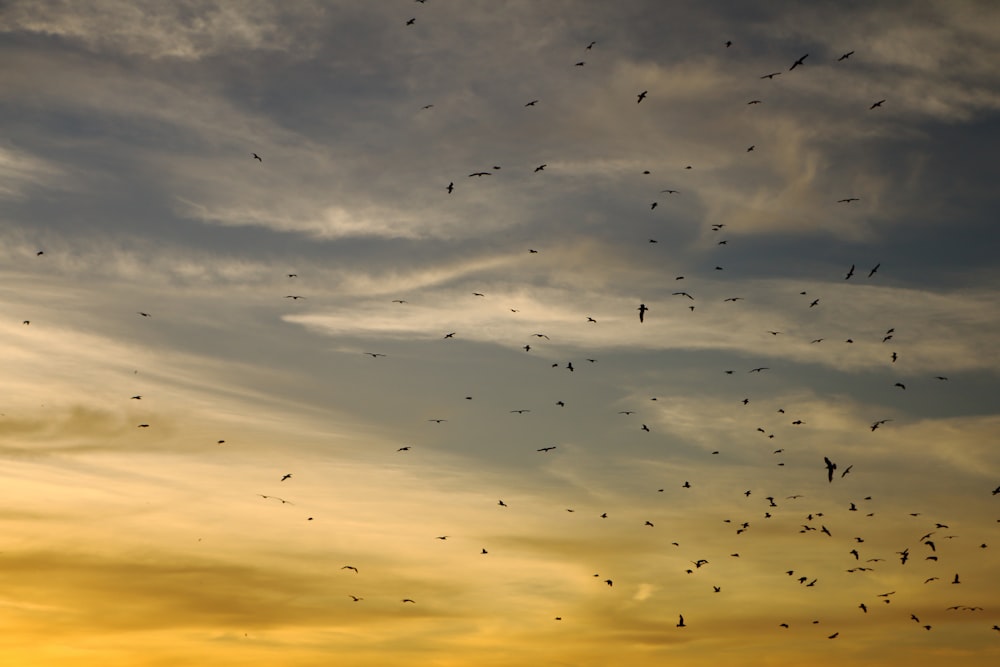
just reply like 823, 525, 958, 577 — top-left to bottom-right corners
137, 312, 151, 317
845, 264, 855, 280
789, 54, 808, 70
824, 457, 837, 482
747, 100, 761, 105
637, 90, 648, 103
638, 303, 648, 322
838, 197, 860, 203
443, 332, 455, 339
406, 18, 415, 25
280, 474, 292, 481
868, 263, 880, 277
348, 595, 363, 602
251, 153, 262, 162
673, 292, 694, 300
396, 446, 410, 451
447, 182, 454, 193
760, 72, 781, 79
284, 295, 305, 300
534, 164, 546, 172
427, 419, 447, 423
677, 614, 686, 627
392, 299, 407, 304
870, 99, 886, 109
363, 352, 386, 358
524, 100, 539, 107
586, 41, 596, 50
341, 566, 358, 573
838, 51, 855, 61
468, 172, 491, 177
537, 446, 557, 452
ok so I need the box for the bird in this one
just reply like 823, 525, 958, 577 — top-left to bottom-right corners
586, 41, 596, 50
747, 100, 761, 105
537, 446, 556, 452
677, 615, 686, 627
363, 352, 386, 358
402, 599, 416, 603
638, 303, 648, 322
838, 51, 855, 61
810, 299, 820, 307
405, 18, 415, 25
137, 312, 151, 317
447, 182, 454, 193
443, 332, 455, 339
252, 153, 262, 162
789, 54, 808, 70
845, 264, 855, 279
348, 595, 363, 602
870, 99, 886, 109
637, 90, 648, 103
524, 100, 538, 107
749, 367, 769, 373
868, 263, 881, 277
894, 382, 906, 390
824, 457, 837, 482
427, 419, 447, 423
397, 446, 411, 452
534, 164, 546, 172
760, 72, 781, 79
747, 145, 755, 152
280, 474, 292, 481
468, 172, 491, 177
838, 197, 860, 203
673, 292, 694, 300
341, 566, 358, 573
284, 295, 305, 300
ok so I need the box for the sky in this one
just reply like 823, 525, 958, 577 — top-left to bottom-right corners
1, 0, 999, 665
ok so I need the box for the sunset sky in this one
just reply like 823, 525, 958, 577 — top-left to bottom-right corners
1, 1, 999, 665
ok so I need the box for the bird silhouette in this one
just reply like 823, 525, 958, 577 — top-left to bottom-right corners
789, 54, 808, 70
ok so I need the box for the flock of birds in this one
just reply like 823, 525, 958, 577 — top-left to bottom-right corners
13, 3, 999, 657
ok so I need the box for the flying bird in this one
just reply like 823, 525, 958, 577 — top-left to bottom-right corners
252, 153, 262, 162
638, 303, 648, 322
537, 446, 556, 452
838, 51, 855, 61
789, 54, 808, 70
280, 474, 292, 481
870, 99, 886, 109
824, 457, 837, 482
845, 264, 855, 279
868, 263, 881, 277
760, 72, 781, 79
637, 90, 648, 103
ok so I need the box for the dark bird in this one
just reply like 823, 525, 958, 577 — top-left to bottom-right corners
534, 164, 547, 172
747, 145, 755, 152
447, 181, 454, 193
841, 465, 853, 478
498, 500, 507, 507
845, 264, 855, 280
587, 317, 597, 323
280, 474, 292, 481
838, 51, 855, 61
641, 424, 650, 432
747, 100, 761, 105
761, 72, 781, 79
131, 395, 142, 400
637, 90, 648, 103
537, 446, 557, 452
284, 295, 305, 300
586, 41, 596, 50
725, 40, 732, 48
397, 446, 411, 451
673, 292, 694, 300
349, 595, 363, 602
252, 153, 262, 162
789, 54, 808, 70
952, 573, 961, 584
363, 352, 386, 358
341, 566, 358, 573
392, 299, 407, 303
894, 382, 906, 390
138, 311, 151, 317
428, 419, 447, 423
868, 263, 880, 277
651, 201, 658, 209
468, 172, 491, 177
810, 299, 820, 307
838, 197, 860, 203
870, 99, 886, 109
473, 292, 485, 297
524, 100, 538, 107
402, 599, 416, 603
749, 367, 769, 373
137, 424, 150, 428
638, 303, 648, 322
677, 614, 686, 627
824, 457, 837, 482
406, 18, 415, 25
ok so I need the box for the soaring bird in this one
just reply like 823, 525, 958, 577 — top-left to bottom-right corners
447, 182, 454, 193
341, 566, 358, 573
280, 473, 292, 481
824, 457, 837, 482
838, 197, 860, 203
838, 51, 855, 61
468, 172, 491, 177
870, 99, 886, 109
789, 54, 808, 70
845, 264, 855, 279
537, 446, 557, 452
677, 614, 686, 627
406, 18, 415, 25
637, 90, 648, 103
760, 72, 781, 79
534, 164, 546, 172
252, 153, 262, 162
868, 263, 881, 277
524, 100, 538, 107
638, 303, 648, 322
